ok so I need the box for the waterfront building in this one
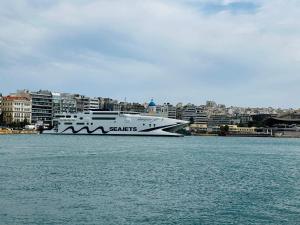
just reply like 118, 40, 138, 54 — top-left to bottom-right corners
1, 96, 31, 125
208, 114, 231, 127
264, 111, 300, 127
190, 124, 208, 133
237, 114, 253, 126
88, 98, 100, 110
182, 105, 208, 124
117, 101, 145, 112
182, 104, 197, 122
195, 107, 208, 124
175, 103, 183, 120
52, 93, 77, 116
116, 102, 127, 111
229, 117, 241, 125
16, 90, 53, 125
128, 102, 146, 113
61, 94, 77, 113
99, 98, 119, 111
52, 92, 62, 116
207, 126, 221, 133
160, 103, 176, 119
73, 94, 90, 112
31, 90, 53, 125
228, 125, 257, 134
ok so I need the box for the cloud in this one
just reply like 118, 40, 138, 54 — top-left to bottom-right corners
0, 0, 300, 108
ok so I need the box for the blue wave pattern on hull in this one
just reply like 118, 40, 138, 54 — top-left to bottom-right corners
61, 126, 110, 134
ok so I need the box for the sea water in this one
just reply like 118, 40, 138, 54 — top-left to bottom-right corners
0, 135, 300, 225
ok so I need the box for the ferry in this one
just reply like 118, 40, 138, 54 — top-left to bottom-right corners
42, 111, 189, 137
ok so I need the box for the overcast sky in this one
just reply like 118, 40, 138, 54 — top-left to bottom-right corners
0, 0, 299, 108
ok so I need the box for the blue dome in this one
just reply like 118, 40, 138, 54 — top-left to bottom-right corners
148, 99, 156, 107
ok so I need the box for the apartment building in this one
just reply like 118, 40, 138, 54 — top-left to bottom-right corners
160, 103, 176, 119
88, 98, 100, 110
1, 96, 32, 125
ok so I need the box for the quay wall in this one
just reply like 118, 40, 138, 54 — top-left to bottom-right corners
0, 129, 37, 135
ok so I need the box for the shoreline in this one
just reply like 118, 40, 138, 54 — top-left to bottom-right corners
191, 133, 300, 138
0, 130, 38, 135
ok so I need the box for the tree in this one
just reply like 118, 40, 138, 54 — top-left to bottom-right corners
20, 118, 29, 128
220, 125, 229, 136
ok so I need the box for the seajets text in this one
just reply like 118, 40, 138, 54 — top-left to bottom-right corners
109, 127, 138, 132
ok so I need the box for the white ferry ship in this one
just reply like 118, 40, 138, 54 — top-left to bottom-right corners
42, 111, 189, 137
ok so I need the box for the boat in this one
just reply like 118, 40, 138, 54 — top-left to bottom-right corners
42, 111, 189, 137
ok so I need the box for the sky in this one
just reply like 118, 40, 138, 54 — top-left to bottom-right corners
0, 0, 299, 108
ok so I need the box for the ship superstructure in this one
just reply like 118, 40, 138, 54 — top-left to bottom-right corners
43, 111, 188, 137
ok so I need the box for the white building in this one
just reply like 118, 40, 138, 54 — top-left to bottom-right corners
182, 105, 208, 124
88, 98, 100, 110
160, 103, 177, 119
1, 96, 32, 124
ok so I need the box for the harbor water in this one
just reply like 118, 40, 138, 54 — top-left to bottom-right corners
0, 135, 300, 225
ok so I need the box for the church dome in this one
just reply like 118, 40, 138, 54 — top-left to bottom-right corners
148, 99, 156, 107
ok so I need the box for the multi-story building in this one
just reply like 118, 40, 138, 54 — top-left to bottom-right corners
16, 90, 53, 125
175, 103, 183, 120
195, 107, 208, 124
208, 114, 231, 127
88, 98, 99, 110
161, 103, 176, 119
130, 103, 146, 113
52, 92, 62, 116
182, 104, 197, 122
73, 94, 90, 112
31, 90, 53, 125
228, 125, 257, 134
52, 93, 77, 116
182, 104, 208, 124
1, 96, 32, 125
117, 102, 145, 113
237, 114, 253, 126
99, 98, 119, 111
61, 94, 77, 113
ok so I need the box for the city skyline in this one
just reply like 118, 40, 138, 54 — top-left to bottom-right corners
1, 88, 299, 111
1, 0, 300, 108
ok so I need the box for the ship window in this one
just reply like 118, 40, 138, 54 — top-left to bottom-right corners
87, 123, 89, 125
64, 122, 72, 125
80, 117, 83, 120
92, 117, 116, 120
143, 123, 145, 126
66, 115, 71, 118
154, 124, 156, 127
84, 112, 89, 114
91, 123, 93, 125
55, 115, 65, 118
93, 112, 119, 115
149, 124, 151, 127
76, 123, 84, 125
74, 115, 77, 118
